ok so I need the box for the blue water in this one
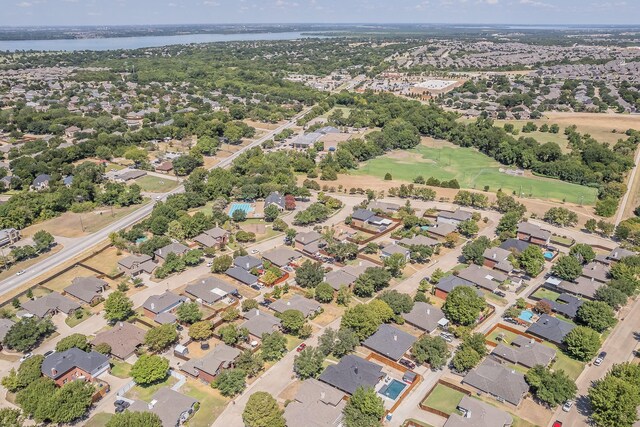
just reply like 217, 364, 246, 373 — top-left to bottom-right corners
380, 379, 406, 400
135, 236, 148, 244
0, 32, 323, 52
544, 251, 554, 260
229, 202, 254, 217
420, 226, 430, 231
519, 309, 534, 322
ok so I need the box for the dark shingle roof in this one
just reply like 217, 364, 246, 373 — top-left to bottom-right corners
318, 355, 383, 395
362, 324, 417, 361
42, 348, 109, 379
526, 314, 575, 344
462, 359, 529, 406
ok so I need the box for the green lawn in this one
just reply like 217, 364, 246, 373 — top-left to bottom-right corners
134, 175, 179, 193
65, 308, 92, 328
484, 291, 508, 307
531, 288, 562, 301
422, 384, 465, 415
181, 380, 229, 427
286, 335, 303, 351
486, 327, 520, 345
125, 375, 178, 402
110, 360, 133, 379
84, 413, 112, 427
352, 143, 598, 205
544, 342, 585, 381
550, 235, 575, 247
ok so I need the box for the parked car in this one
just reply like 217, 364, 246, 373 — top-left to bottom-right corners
259, 299, 272, 307
562, 400, 574, 412
43, 350, 55, 358
296, 343, 307, 352
494, 290, 507, 298
552, 421, 563, 427
251, 249, 259, 254
114, 400, 129, 408
206, 262, 213, 267
251, 284, 261, 291
399, 358, 416, 370
504, 317, 519, 325
200, 342, 210, 350
439, 332, 453, 343
19, 353, 32, 363
594, 351, 607, 366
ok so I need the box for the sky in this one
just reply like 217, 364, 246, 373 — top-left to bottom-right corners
0, 0, 638, 27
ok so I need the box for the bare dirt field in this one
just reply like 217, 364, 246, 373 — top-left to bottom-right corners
82, 246, 126, 275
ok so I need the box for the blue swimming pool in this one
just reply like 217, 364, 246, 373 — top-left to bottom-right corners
135, 236, 148, 244
519, 309, 534, 322
544, 251, 554, 260
228, 202, 254, 217
379, 379, 407, 400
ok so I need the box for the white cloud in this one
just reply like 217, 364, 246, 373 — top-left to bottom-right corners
16, 1, 32, 7
520, 0, 555, 8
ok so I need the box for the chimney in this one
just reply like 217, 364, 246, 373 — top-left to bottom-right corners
320, 391, 326, 400
353, 366, 358, 375
151, 303, 155, 310
286, 301, 291, 306
51, 368, 57, 376
393, 333, 398, 341
427, 309, 430, 315
492, 253, 496, 259
246, 263, 250, 269
119, 322, 123, 327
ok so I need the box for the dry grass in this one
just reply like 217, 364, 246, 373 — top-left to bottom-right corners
82, 246, 126, 275
41, 265, 100, 293
311, 304, 344, 327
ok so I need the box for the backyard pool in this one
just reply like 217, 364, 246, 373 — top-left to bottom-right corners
229, 202, 254, 217
544, 251, 554, 260
379, 379, 407, 400
135, 236, 148, 244
519, 309, 534, 322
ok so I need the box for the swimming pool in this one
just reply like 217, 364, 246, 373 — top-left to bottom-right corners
228, 202, 254, 217
544, 251, 554, 260
379, 379, 407, 400
135, 236, 148, 244
519, 309, 534, 322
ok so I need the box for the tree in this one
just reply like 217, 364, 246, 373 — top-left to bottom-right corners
589, 373, 640, 427
595, 286, 627, 310
211, 255, 233, 273
333, 328, 359, 358
460, 333, 488, 357
241, 299, 259, 312
17, 377, 93, 424
315, 282, 334, 303
94, 342, 112, 355
563, 326, 601, 361
353, 267, 392, 297
33, 230, 54, 253
221, 307, 240, 322
211, 368, 246, 397
55, 333, 90, 352
295, 260, 324, 288
144, 324, 178, 352
131, 354, 169, 385
337, 285, 352, 306
496, 211, 522, 238
341, 304, 382, 341
451, 346, 482, 372
442, 286, 486, 326
411, 336, 450, 369
261, 331, 287, 361
279, 309, 306, 336
104, 291, 133, 322
534, 300, 553, 314
458, 219, 479, 237
525, 365, 577, 407
518, 245, 545, 276
377, 290, 414, 315
576, 301, 616, 332
243, 391, 285, 427
544, 207, 578, 227
2, 355, 44, 392
176, 302, 202, 324
343, 386, 385, 427
189, 320, 214, 340
3, 317, 55, 352
461, 236, 491, 265
570, 243, 596, 264
551, 255, 583, 281
106, 411, 163, 427
0, 408, 23, 427
235, 349, 263, 378
264, 204, 280, 222
383, 253, 406, 277
585, 218, 598, 233
293, 346, 325, 379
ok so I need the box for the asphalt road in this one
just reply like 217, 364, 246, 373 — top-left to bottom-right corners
0, 108, 311, 299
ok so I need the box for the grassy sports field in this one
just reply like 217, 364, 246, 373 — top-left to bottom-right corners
351, 141, 598, 205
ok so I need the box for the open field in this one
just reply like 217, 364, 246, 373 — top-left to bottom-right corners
82, 246, 125, 275
351, 140, 598, 205
422, 383, 465, 415
134, 175, 179, 193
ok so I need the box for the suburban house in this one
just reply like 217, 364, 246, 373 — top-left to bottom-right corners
261, 247, 301, 267
181, 344, 241, 383
106, 168, 146, 183
291, 132, 322, 149
398, 235, 439, 248
434, 275, 483, 300
380, 243, 411, 260
155, 161, 174, 174
462, 359, 529, 406
539, 293, 583, 319
607, 246, 635, 263
581, 262, 611, 283
225, 266, 259, 287
21, 292, 81, 318
517, 222, 551, 246
428, 222, 457, 240
0, 318, 15, 349
499, 238, 530, 254
368, 200, 400, 215
265, 191, 286, 211
294, 230, 326, 253
154, 242, 190, 262
241, 308, 282, 340
444, 395, 513, 427
351, 208, 392, 231
526, 314, 575, 345
129, 388, 198, 427
42, 348, 110, 386
233, 255, 263, 271
117, 254, 157, 276
437, 209, 473, 226
324, 260, 377, 291
269, 295, 321, 318
185, 277, 238, 307
63, 175, 74, 187
284, 378, 346, 427
402, 302, 447, 333
0, 227, 20, 247
483, 247, 514, 274
63, 276, 108, 305
31, 173, 51, 191
142, 291, 188, 323
64, 125, 80, 138
318, 355, 384, 395
491, 336, 557, 368
193, 226, 230, 249
362, 324, 417, 361
91, 322, 145, 360
456, 264, 508, 292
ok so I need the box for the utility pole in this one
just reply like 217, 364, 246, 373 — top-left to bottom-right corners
79, 214, 85, 232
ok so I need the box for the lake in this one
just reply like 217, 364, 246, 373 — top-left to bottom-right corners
0, 31, 323, 52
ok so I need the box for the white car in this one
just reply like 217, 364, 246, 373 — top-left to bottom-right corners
562, 400, 574, 412
19, 353, 32, 363
206, 262, 213, 267
251, 249, 259, 254
16, 270, 26, 276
